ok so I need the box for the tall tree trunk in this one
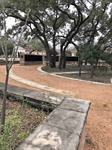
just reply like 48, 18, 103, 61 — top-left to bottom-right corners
58, 50, 66, 69
1, 68, 9, 133
85, 59, 87, 65
45, 46, 53, 68
52, 34, 56, 68
58, 48, 63, 69
91, 64, 94, 78
96, 58, 99, 65
58, 55, 63, 69
79, 61, 82, 77
62, 51, 66, 68
51, 54, 56, 68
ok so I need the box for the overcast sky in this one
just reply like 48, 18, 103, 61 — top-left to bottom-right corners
6, 17, 15, 29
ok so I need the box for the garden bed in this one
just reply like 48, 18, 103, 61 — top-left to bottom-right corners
42, 65, 112, 84
0, 98, 49, 150
58, 73, 112, 84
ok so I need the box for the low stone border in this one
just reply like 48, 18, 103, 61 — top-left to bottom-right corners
9, 68, 75, 97
0, 82, 91, 150
38, 66, 112, 86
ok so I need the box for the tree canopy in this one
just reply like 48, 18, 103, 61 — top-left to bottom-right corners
75, 0, 112, 76
0, 0, 112, 68
0, 39, 14, 56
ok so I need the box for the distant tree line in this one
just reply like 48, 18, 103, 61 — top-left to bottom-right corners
0, 0, 112, 70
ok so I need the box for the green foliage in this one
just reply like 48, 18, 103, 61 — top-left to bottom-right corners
107, 54, 112, 66
83, 45, 98, 64
78, 43, 103, 65
28, 38, 45, 52
19, 38, 27, 48
100, 52, 109, 61
0, 108, 29, 150
74, 0, 112, 67
101, 52, 112, 65
0, 39, 14, 56
77, 45, 86, 62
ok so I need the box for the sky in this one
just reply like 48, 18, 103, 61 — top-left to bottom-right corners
6, 17, 15, 29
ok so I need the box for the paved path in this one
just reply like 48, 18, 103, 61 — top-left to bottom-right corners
0, 64, 112, 150
9, 68, 75, 97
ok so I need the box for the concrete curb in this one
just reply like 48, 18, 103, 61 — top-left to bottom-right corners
9, 69, 75, 97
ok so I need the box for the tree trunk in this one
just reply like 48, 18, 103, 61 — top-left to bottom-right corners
45, 46, 53, 68
58, 48, 63, 69
79, 61, 82, 77
58, 55, 63, 69
91, 64, 94, 78
85, 59, 87, 65
1, 68, 9, 133
51, 54, 56, 68
62, 51, 66, 68
96, 58, 99, 65
52, 35, 56, 68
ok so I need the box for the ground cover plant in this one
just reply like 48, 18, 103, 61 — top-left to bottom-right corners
0, 97, 49, 150
42, 64, 112, 84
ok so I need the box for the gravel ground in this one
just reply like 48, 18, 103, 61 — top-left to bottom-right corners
0, 64, 112, 150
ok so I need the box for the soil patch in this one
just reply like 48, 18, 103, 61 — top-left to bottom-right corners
58, 73, 111, 84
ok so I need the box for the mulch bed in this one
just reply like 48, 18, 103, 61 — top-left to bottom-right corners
42, 65, 112, 84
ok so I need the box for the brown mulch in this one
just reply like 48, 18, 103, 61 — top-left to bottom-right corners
0, 64, 112, 150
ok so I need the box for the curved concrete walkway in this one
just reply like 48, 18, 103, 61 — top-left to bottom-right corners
9, 65, 112, 101
9, 68, 75, 97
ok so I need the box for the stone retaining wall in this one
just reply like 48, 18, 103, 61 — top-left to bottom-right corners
0, 82, 91, 150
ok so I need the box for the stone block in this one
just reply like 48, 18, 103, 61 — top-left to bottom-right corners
24, 91, 64, 105
59, 97, 91, 113
16, 124, 80, 150
43, 107, 87, 135
7, 85, 31, 96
